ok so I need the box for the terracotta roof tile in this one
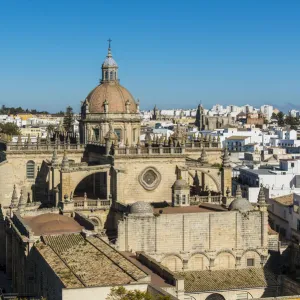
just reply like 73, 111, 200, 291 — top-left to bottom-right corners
272, 194, 293, 206
179, 268, 278, 292
37, 233, 148, 288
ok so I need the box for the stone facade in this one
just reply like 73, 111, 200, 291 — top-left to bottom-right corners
0, 148, 84, 207
117, 209, 269, 272
196, 104, 235, 131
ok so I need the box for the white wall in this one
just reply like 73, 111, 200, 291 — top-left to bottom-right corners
62, 283, 149, 300
188, 287, 268, 300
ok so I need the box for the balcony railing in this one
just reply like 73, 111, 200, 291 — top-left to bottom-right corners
73, 198, 111, 209
190, 195, 222, 205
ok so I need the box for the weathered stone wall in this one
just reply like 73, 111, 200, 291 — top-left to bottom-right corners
27, 247, 64, 300
185, 148, 222, 165
221, 167, 232, 196
114, 156, 186, 204
117, 210, 269, 271
0, 150, 83, 207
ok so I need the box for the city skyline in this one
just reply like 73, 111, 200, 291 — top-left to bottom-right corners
1, 0, 300, 112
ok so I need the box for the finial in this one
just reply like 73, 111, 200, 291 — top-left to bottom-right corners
236, 185, 242, 198
18, 189, 26, 209
257, 183, 267, 205
199, 148, 208, 165
222, 146, 230, 167
11, 184, 18, 206
51, 147, 58, 165
108, 38, 112, 49
61, 150, 69, 170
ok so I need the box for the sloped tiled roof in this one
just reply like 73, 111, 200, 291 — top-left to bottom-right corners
179, 268, 278, 292
272, 194, 293, 206
36, 233, 148, 288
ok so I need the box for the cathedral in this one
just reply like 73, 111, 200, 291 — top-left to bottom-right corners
0, 44, 281, 300
195, 104, 235, 130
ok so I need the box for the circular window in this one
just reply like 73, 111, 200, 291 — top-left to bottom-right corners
139, 167, 161, 191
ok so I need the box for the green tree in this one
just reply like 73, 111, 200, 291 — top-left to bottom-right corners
271, 112, 278, 120
285, 116, 300, 130
47, 124, 55, 134
55, 110, 65, 115
63, 106, 74, 132
0, 123, 20, 135
107, 287, 170, 300
277, 111, 285, 126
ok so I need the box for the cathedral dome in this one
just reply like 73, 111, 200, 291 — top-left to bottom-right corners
87, 83, 137, 114
85, 41, 138, 114
228, 198, 253, 213
130, 201, 153, 215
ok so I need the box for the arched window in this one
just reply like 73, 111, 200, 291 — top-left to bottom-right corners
114, 129, 122, 142
105, 71, 108, 80
110, 71, 113, 80
26, 161, 35, 179
206, 294, 225, 300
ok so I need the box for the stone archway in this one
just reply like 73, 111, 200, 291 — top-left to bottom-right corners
161, 254, 183, 272
89, 216, 103, 228
188, 168, 221, 193
60, 164, 111, 201
188, 253, 210, 270
214, 251, 236, 270
206, 293, 225, 300
74, 172, 107, 199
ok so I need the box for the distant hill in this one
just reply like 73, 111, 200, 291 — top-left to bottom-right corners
274, 102, 300, 113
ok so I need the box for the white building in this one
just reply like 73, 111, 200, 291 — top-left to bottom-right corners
276, 129, 297, 140
268, 192, 300, 242
270, 139, 300, 148
236, 158, 300, 202
289, 110, 300, 118
260, 105, 273, 120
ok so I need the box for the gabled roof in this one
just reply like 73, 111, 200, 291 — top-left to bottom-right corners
36, 233, 148, 288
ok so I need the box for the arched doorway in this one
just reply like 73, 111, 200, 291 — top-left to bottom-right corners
206, 293, 225, 300
74, 172, 107, 199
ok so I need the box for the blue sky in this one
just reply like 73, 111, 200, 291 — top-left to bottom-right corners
1, 0, 300, 112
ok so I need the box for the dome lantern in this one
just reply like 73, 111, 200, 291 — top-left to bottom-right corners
101, 39, 119, 83
172, 178, 190, 207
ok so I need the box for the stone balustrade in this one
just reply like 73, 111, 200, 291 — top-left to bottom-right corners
5, 142, 85, 151
88, 139, 221, 156
73, 198, 111, 209
190, 195, 223, 205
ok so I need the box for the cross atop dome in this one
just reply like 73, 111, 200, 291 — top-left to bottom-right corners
108, 38, 112, 49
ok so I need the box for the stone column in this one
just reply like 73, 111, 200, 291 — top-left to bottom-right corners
107, 170, 111, 200
93, 173, 96, 196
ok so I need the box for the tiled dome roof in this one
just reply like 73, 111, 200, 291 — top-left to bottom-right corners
228, 198, 253, 213
102, 56, 118, 67
130, 201, 153, 215
24, 213, 83, 236
87, 83, 137, 114
173, 179, 189, 190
